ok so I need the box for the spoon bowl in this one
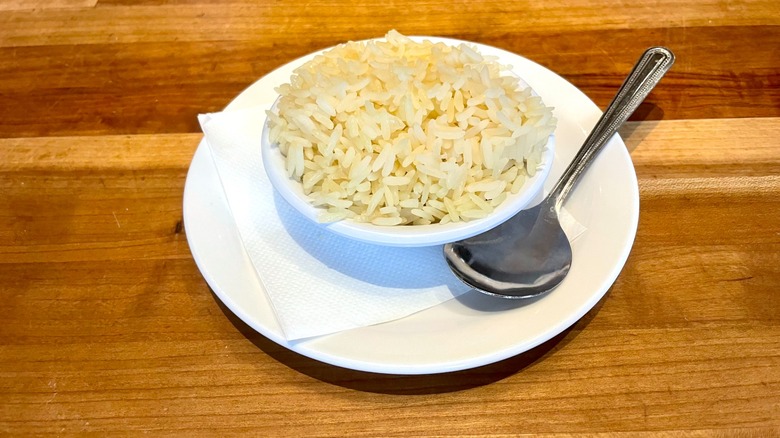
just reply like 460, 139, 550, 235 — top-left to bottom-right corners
444, 47, 675, 298
445, 198, 571, 298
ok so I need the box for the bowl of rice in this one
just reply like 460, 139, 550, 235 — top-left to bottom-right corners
261, 31, 557, 247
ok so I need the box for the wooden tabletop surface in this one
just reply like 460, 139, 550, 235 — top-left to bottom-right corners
1, 1, 779, 435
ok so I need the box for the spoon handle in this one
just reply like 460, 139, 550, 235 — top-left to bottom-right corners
548, 46, 675, 211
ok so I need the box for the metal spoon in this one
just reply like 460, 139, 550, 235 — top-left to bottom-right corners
444, 47, 675, 299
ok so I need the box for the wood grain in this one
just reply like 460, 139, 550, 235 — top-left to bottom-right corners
0, 7, 778, 137
623, 117, 780, 177
2, 1, 778, 46
1, 0, 779, 434
0, 135, 197, 263
1, 118, 778, 434
0, 0, 97, 12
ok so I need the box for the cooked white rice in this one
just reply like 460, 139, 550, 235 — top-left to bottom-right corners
266, 30, 557, 226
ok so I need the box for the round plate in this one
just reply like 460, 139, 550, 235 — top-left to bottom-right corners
183, 37, 639, 375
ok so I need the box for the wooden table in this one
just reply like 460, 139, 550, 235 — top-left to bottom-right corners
2, 1, 778, 435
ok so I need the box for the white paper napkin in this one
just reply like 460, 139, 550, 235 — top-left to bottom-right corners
198, 105, 586, 340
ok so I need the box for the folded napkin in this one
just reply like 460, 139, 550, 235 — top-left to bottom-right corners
198, 105, 586, 340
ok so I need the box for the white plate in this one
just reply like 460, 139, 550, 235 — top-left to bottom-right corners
183, 37, 639, 375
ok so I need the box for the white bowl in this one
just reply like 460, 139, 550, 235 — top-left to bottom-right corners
260, 46, 556, 248
261, 115, 554, 247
